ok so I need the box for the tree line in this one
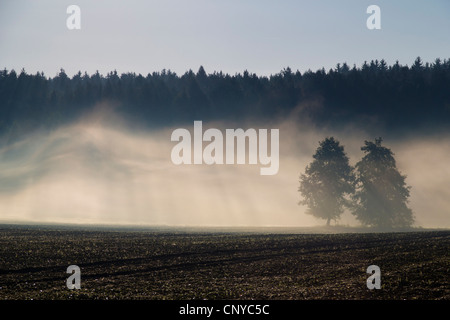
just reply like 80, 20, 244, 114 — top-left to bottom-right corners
299, 137, 414, 229
1, 57, 450, 139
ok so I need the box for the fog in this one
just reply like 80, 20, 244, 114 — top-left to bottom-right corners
0, 109, 449, 228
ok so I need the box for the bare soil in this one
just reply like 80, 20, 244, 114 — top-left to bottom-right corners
0, 225, 448, 300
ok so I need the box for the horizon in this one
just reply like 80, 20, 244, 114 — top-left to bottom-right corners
1, 220, 447, 233
2, 56, 447, 79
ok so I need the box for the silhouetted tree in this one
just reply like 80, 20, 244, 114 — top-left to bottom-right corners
352, 138, 414, 228
299, 137, 355, 226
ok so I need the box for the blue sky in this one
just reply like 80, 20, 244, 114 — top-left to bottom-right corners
1, 0, 449, 77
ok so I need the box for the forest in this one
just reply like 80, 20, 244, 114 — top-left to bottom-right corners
1, 57, 450, 140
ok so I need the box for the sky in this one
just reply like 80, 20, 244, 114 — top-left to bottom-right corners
1, 0, 450, 77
